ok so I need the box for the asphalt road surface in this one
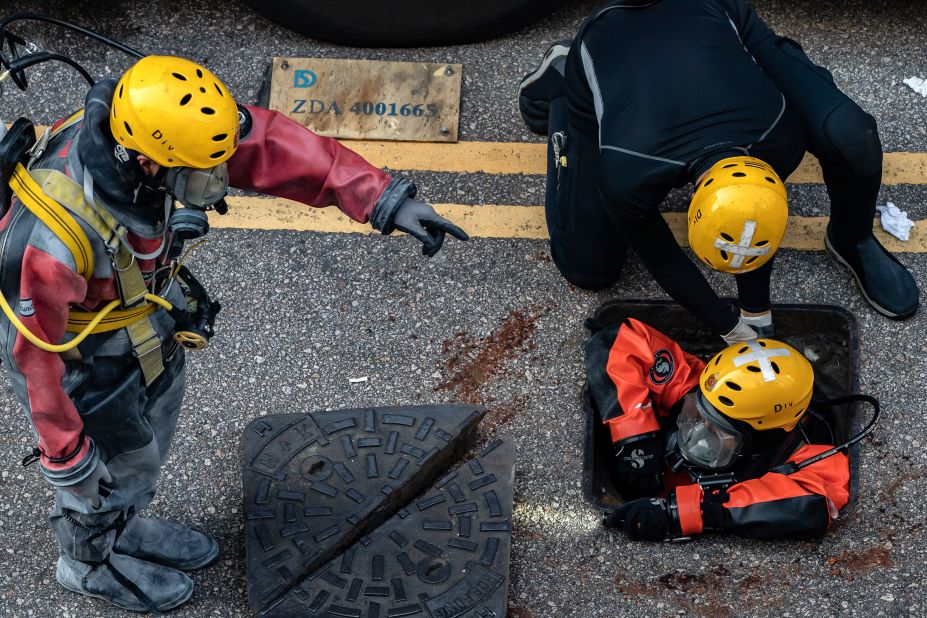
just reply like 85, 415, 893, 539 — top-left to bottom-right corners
0, 1, 925, 616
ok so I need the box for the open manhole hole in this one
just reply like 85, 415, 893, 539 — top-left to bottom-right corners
582, 299, 863, 513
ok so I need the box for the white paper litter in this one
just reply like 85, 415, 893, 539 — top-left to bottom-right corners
348, 376, 369, 384
904, 77, 927, 98
876, 202, 915, 241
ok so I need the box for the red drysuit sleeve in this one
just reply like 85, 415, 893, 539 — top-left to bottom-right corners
12, 244, 90, 470
227, 105, 394, 223
675, 444, 850, 538
586, 319, 706, 444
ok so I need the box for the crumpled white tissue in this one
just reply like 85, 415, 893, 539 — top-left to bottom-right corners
904, 77, 927, 98
876, 202, 915, 241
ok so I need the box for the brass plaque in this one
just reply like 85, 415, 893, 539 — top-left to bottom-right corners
268, 57, 462, 142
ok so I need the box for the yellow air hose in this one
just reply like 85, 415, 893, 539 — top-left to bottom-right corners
0, 291, 174, 353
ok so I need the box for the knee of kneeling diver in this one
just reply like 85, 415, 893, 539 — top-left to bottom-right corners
560, 268, 623, 290
824, 106, 883, 178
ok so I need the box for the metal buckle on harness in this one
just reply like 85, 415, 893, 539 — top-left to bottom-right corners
694, 472, 737, 491
26, 126, 51, 164
110, 248, 148, 307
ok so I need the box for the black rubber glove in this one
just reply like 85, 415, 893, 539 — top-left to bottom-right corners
602, 497, 678, 541
392, 198, 469, 257
609, 435, 665, 499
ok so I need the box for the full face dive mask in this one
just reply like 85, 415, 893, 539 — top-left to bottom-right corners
162, 163, 229, 210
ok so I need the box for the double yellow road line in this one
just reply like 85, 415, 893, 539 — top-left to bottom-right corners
337, 141, 927, 185
216, 140, 927, 252
18, 124, 926, 250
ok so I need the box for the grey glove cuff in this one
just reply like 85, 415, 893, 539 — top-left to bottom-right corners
741, 312, 774, 338
40, 438, 99, 488
721, 318, 759, 345
370, 177, 417, 234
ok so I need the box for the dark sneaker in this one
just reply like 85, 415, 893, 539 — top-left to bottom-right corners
56, 552, 194, 613
518, 39, 572, 135
825, 228, 919, 320
114, 516, 220, 571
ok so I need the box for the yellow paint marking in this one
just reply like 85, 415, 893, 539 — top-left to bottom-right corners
16, 126, 927, 183
216, 196, 927, 252
344, 141, 927, 184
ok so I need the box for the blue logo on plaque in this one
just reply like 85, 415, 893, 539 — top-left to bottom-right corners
293, 69, 317, 88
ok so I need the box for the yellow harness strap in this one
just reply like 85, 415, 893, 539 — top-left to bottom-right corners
30, 168, 149, 307
9, 163, 94, 280
8, 158, 166, 384
65, 302, 157, 334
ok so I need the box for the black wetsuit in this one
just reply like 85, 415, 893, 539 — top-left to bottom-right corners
545, 0, 882, 334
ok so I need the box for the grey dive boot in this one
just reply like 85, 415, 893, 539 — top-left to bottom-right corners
114, 516, 220, 571
56, 552, 194, 614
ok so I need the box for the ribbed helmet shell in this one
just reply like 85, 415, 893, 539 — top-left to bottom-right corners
110, 56, 240, 168
688, 156, 788, 274
699, 338, 814, 432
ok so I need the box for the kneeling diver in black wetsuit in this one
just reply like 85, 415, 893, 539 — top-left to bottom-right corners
519, 0, 919, 343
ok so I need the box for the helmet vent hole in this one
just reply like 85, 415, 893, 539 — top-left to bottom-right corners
723, 163, 738, 169
214, 83, 224, 96
703, 178, 714, 187
746, 365, 762, 373
201, 107, 216, 115
720, 232, 734, 242
123, 121, 133, 137
118, 84, 124, 98
771, 361, 780, 374
720, 250, 729, 260
172, 72, 187, 81
199, 87, 207, 94
168, 158, 174, 163
725, 381, 742, 391
755, 240, 769, 247
732, 172, 747, 178
758, 341, 767, 347
210, 150, 226, 159
212, 133, 228, 142
718, 396, 734, 407
714, 355, 722, 366
180, 94, 192, 106
738, 346, 749, 354
757, 420, 763, 425
196, 68, 204, 78
765, 177, 777, 184
746, 256, 758, 265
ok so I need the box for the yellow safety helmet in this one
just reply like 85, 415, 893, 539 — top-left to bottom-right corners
699, 339, 814, 432
110, 56, 240, 169
688, 156, 788, 274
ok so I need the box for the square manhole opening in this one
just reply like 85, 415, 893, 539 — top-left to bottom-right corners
582, 299, 862, 514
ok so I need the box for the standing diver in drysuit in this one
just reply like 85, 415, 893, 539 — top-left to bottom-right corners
0, 55, 467, 613
518, 0, 919, 343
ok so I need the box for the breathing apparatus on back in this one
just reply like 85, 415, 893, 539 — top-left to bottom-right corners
0, 13, 228, 352
667, 338, 880, 490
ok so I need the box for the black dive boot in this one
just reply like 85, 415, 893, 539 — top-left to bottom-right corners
56, 553, 194, 613
825, 225, 920, 319
114, 515, 220, 571
518, 39, 572, 135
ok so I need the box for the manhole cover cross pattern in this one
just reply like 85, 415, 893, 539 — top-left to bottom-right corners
243, 405, 485, 612
259, 438, 515, 618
